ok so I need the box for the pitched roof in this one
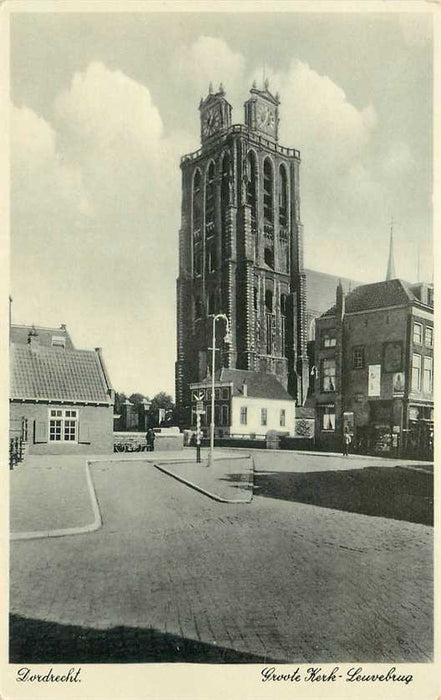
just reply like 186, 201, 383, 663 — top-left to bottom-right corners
305, 268, 362, 315
321, 279, 416, 317
219, 369, 294, 401
10, 324, 74, 349
10, 344, 111, 403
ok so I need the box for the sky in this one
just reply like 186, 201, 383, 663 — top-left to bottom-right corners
9, 8, 433, 398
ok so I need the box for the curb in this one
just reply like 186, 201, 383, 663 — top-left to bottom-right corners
11, 460, 102, 542
154, 461, 254, 504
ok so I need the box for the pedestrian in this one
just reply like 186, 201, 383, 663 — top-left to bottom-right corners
343, 429, 351, 457
146, 427, 155, 452
196, 429, 203, 464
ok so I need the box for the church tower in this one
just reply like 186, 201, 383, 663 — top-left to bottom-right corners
175, 81, 309, 418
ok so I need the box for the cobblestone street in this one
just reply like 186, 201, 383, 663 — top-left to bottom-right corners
10, 453, 433, 663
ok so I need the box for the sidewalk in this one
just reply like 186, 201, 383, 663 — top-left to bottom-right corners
154, 451, 254, 503
9, 448, 253, 537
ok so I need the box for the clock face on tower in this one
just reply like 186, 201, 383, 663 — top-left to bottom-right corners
202, 107, 222, 138
256, 102, 276, 136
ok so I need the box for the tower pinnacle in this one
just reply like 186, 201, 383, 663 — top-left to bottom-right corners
386, 218, 396, 281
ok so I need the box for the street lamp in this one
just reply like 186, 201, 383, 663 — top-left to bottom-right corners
208, 313, 232, 467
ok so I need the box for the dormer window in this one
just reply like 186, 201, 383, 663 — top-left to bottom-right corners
51, 336, 66, 348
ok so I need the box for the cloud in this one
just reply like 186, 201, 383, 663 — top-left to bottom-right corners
173, 36, 245, 103
11, 63, 194, 395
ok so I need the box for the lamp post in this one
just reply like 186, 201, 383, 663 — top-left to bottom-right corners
208, 313, 231, 467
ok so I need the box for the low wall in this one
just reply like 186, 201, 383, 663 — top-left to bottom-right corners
113, 431, 183, 452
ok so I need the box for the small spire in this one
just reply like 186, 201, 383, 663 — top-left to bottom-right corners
252, 79, 257, 89
416, 243, 420, 282
208, 82, 213, 95
199, 97, 203, 108
218, 82, 225, 95
264, 77, 269, 90
386, 217, 396, 281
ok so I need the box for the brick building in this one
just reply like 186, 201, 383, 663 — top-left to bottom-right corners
10, 324, 114, 455
175, 81, 309, 424
314, 279, 434, 458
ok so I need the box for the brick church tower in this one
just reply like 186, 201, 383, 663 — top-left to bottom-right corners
175, 80, 309, 419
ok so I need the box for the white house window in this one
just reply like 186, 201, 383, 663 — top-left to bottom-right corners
240, 406, 248, 425
49, 408, 78, 442
413, 322, 423, 345
411, 353, 422, 392
322, 406, 335, 431
280, 409, 286, 427
423, 356, 433, 394
425, 326, 433, 348
261, 408, 268, 426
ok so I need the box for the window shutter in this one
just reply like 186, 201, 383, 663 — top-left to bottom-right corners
78, 423, 90, 444
34, 421, 48, 444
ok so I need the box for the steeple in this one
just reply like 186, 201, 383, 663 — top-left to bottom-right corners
386, 218, 396, 281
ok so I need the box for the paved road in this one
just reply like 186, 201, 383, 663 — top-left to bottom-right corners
10, 456, 432, 663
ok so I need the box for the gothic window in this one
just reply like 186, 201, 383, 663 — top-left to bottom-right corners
221, 151, 232, 214
208, 292, 216, 315
280, 293, 287, 356
205, 161, 215, 238
246, 151, 257, 233
253, 287, 258, 311
265, 290, 273, 312
280, 293, 287, 316
194, 297, 203, 320
207, 244, 216, 273
264, 247, 274, 269
192, 169, 202, 239
263, 157, 274, 225
278, 164, 288, 229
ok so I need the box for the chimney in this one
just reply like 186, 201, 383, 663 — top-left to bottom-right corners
60, 323, 66, 331
28, 327, 39, 350
242, 381, 248, 397
336, 280, 345, 321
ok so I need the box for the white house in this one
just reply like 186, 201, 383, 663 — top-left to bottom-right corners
190, 368, 296, 438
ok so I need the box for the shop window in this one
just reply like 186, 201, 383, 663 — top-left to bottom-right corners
221, 404, 229, 426
352, 346, 365, 369
321, 358, 336, 392
261, 408, 267, 426
322, 406, 335, 431
240, 406, 248, 425
425, 326, 433, 348
413, 322, 423, 345
214, 404, 221, 425
423, 356, 433, 394
411, 353, 422, 392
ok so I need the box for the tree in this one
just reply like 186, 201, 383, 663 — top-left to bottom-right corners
150, 392, 175, 426
129, 392, 150, 406
114, 392, 127, 414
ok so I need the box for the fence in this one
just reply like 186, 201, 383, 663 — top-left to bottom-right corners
9, 436, 24, 470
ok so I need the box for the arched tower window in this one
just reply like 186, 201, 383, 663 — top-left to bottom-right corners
279, 164, 288, 229
205, 161, 215, 238
193, 169, 202, 238
221, 151, 232, 215
263, 158, 274, 225
246, 151, 257, 233
280, 293, 287, 356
